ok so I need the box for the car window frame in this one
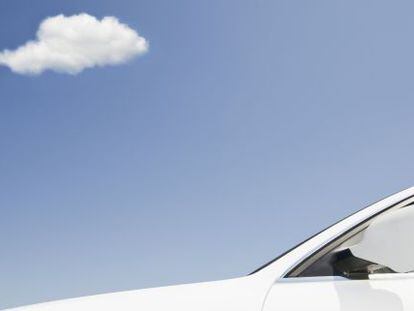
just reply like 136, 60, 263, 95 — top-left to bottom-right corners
285, 196, 414, 278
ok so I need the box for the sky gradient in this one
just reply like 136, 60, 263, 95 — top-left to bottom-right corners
2, 0, 414, 309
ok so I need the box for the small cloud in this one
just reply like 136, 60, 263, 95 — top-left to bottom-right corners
0, 13, 149, 75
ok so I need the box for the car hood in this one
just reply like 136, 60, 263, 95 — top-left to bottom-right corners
6, 276, 267, 311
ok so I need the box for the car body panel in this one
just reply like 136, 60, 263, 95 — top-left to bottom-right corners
7, 275, 270, 311
264, 274, 414, 311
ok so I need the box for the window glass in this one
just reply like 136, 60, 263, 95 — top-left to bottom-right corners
296, 205, 414, 279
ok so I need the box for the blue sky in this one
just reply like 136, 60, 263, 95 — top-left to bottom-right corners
2, 0, 414, 308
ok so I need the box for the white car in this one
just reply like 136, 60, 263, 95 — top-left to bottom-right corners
8, 187, 414, 311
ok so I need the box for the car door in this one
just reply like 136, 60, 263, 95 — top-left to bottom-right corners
263, 202, 414, 311
263, 274, 414, 311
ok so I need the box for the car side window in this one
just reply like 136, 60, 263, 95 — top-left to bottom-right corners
293, 205, 414, 279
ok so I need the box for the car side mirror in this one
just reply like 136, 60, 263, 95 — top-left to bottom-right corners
350, 207, 414, 273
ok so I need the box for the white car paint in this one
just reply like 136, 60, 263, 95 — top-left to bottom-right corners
6, 187, 414, 311
8, 277, 269, 311
351, 206, 414, 272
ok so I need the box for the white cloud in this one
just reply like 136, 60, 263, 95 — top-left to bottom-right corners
0, 13, 149, 75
